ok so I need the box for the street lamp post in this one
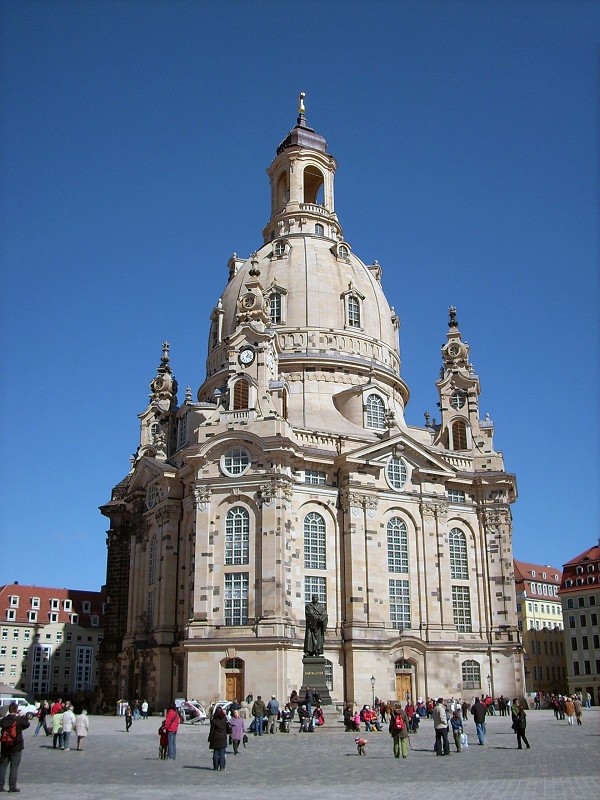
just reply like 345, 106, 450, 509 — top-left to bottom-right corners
370, 675, 375, 709
487, 674, 491, 697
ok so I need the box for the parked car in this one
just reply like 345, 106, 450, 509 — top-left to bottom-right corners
0, 697, 38, 719
175, 699, 207, 725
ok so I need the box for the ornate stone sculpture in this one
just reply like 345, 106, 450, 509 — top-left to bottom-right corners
304, 595, 328, 656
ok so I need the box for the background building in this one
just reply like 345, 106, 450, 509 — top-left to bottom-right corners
559, 542, 600, 704
100, 102, 524, 711
0, 583, 104, 701
514, 560, 566, 695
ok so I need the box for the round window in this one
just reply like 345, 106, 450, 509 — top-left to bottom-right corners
221, 447, 251, 477
386, 456, 407, 490
450, 390, 466, 409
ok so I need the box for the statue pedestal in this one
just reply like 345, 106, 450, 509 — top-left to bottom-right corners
301, 656, 332, 705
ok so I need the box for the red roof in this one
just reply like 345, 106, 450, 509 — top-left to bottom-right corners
0, 583, 104, 626
561, 543, 600, 568
514, 559, 562, 583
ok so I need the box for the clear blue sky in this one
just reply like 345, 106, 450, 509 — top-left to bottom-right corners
1, 0, 598, 591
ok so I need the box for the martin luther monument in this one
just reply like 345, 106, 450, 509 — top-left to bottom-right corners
302, 595, 331, 704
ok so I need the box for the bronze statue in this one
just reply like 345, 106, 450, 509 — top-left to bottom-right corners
304, 595, 328, 656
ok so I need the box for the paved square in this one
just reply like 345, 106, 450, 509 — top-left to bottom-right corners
10, 708, 600, 799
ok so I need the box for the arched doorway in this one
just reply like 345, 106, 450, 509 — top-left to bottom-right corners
395, 659, 414, 703
224, 657, 245, 702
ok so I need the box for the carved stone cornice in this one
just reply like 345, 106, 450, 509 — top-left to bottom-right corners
420, 500, 449, 522
192, 484, 212, 512
257, 477, 293, 507
482, 506, 511, 533
339, 490, 378, 517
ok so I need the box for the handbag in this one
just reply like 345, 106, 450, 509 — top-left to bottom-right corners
460, 732, 468, 748
242, 734, 248, 747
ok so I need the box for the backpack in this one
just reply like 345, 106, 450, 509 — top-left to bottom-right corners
393, 714, 404, 731
1, 718, 18, 747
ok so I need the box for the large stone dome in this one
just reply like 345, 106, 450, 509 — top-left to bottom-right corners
199, 102, 409, 433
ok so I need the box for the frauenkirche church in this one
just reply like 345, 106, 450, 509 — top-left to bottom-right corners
100, 97, 524, 710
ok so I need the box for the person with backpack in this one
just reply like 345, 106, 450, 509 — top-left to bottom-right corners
0, 701, 31, 793
389, 705, 410, 759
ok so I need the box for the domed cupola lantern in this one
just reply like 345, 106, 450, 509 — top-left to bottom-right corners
263, 93, 342, 243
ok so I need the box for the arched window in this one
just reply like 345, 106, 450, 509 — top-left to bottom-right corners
387, 518, 408, 573
270, 293, 282, 324
315, 223, 324, 236
225, 507, 249, 565
232, 380, 249, 409
461, 660, 480, 689
304, 512, 326, 569
148, 535, 157, 585
303, 166, 324, 204
276, 171, 288, 209
273, 241, 286, 257
366, 394, 385, 428
451, 419, 468, 450
449, 528, 468, 579
347, 295, 360, 327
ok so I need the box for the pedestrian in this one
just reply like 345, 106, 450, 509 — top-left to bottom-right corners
125, 704, 133, 732
158, 719, 168, 759
450, 710, 463, 752
208, 706, 230, 771
229, 708, 246, 754
297, 704, 311, 732
164, 702, 180, 760
389, 705, 410, 759
52, 708, 64, 749
584, 690, 591, 710
251, 695, 267, 736
141, 700, 149, 720
62, 703, 76, 750
304, 685, 314, 718
433, 698, 450, 756
471, 696, 487, 745
34, 700, 51, 737
512, 700, 531, 749
573, 695, 583, 726
132, 699, 141, 720
266, 695, 280, 734
564, 697, 575, 726
75, 710, 90, 750
288, 690, 299, 721
0, 701, 31, 793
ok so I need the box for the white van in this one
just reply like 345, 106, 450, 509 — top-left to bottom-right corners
0, 697, 38, 719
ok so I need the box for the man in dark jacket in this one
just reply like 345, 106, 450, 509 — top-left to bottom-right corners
471, 697, 487, 745
0, 701, 31, 793
251, 696, 267, 736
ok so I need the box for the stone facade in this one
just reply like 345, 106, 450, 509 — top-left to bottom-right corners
559, 542, 600, 704
514, 560, 567, 694
100, 100, 524, 711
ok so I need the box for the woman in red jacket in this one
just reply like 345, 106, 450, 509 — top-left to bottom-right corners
164, 703, 180, 760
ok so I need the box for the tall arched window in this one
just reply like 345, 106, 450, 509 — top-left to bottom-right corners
452, 419, 468, 450
315, 223, 324, 236
304, 512, 326, 569
270, 293, 282, 324
366, 394, 385, 428
148, 535, 157, 585
232, 380, 249, 409
461, 659, 480, 689
449, 528, 468, 579
387, 518, 408, 573
347, 295, 360, 327
225, 507, 249, 565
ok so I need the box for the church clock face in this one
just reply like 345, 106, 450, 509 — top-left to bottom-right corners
450, 390, 466, 409
241, 292, 256, 309
239, 346, 255, 366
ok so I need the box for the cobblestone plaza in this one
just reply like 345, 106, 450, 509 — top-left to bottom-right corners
12, 708, 600, 799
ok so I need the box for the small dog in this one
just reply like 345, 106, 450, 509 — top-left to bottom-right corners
355, 736, 369, 755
